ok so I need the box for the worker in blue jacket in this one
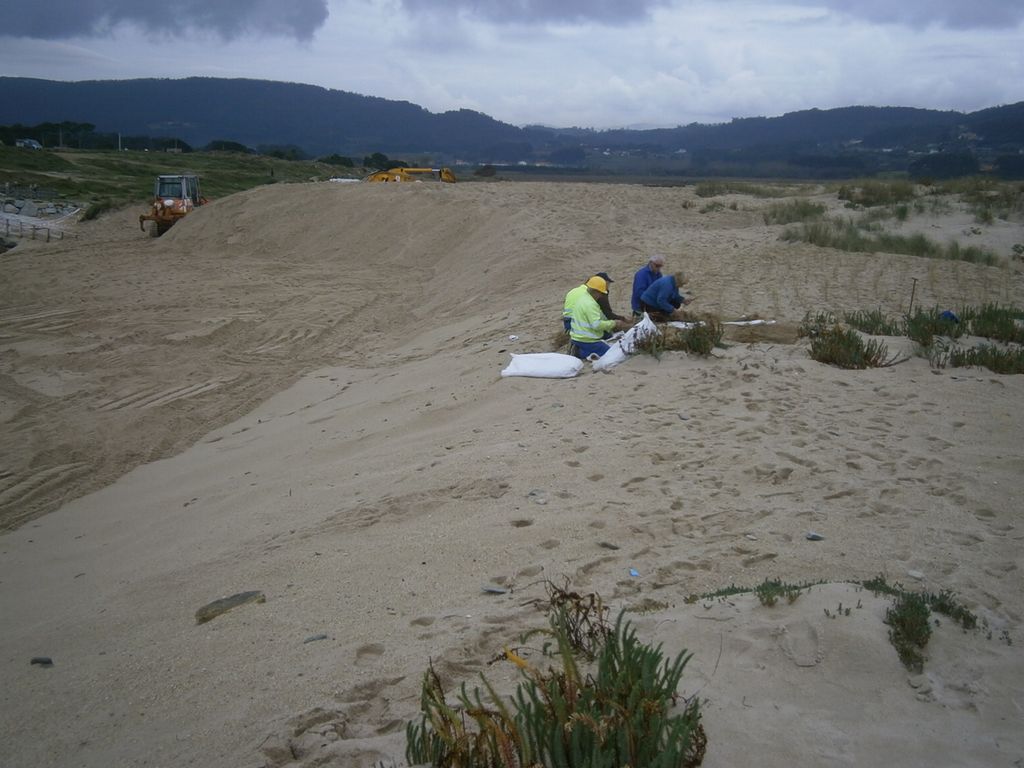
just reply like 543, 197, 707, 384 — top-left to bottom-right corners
639, 272, 692, 321
631, 254, 665, 316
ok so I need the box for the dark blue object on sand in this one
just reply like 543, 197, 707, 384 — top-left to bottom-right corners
940, 310, 960, 323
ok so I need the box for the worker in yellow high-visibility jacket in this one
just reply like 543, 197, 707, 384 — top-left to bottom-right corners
562, 281, 591, 332
563, 271, 626, 332
568, 276, 631, 359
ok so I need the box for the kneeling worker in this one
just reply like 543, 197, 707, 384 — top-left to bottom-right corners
639, 271, 692, 322
562, 272, 625, 332
569, 276, 631, 359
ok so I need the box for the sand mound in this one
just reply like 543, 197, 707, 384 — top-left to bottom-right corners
1, 181, 1022, 767
3, 181, 1020, 530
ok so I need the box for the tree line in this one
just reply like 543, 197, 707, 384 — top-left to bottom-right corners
1, 123, 413, 170
6, 120, 1021, 180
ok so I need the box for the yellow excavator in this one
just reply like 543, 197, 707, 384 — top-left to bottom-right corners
363, 167, 456, 183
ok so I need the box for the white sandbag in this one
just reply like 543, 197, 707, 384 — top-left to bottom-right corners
593, 313, 660, 371
619, 313, 660, 354
501, 352, 583, 378
591, 343, 627, 371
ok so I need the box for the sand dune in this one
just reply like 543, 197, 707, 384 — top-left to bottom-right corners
0, 181, 1022, 767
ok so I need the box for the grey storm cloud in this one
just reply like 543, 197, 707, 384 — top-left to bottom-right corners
785, 0, 1024, 30
398, 0, 1023, 29
4, 0, 329, 40
398, 0, 672, 25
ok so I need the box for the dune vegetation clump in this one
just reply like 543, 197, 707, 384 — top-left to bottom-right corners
802, 305, 1024, 374
885, 592, 933, 673
695, 180, 793, 198
781, 218, 1002, 265
842, 309, 903, 336
797, 310, 840, 339
808, 325, 903, 369
943, 344, 1024, 374
635, 318, 724, 360
909, 304, 1024, 373
961, 303, 1024, 344
762, 199, 827, 225
837, 179, 916, 208
699, 201, 726, 214
904, 307, 965, 347
405, 595, 706, 768
863, 575, 983, 672
754, 578, 804, 607
80, 198, 117, 221
780, 177, 1022, 265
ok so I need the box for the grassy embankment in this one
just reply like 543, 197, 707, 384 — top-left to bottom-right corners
0, 145, 360, 211
766, 178, 1024, 266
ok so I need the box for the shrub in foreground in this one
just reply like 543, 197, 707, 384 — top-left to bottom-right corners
405, 609, 706, 768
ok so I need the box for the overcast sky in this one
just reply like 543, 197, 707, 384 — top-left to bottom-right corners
2, 0, 1022, 128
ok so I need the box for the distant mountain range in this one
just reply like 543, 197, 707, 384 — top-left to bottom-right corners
1, 77, 1022, 177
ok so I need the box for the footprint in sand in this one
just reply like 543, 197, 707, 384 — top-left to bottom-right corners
611, 579, 642, 598
516, 565, 544, 578
780, 619, 821, 667
742, 552, 778, 567
951, 532, 984, 548
574, 556, 618, 582
355, 643, 385, 664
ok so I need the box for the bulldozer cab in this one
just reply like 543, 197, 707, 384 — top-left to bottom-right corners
156, 174, 202, 204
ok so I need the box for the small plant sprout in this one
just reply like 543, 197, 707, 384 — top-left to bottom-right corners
754, 578, 803, 607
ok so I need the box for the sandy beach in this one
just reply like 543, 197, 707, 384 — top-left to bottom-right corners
1, 180, 1022, 767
